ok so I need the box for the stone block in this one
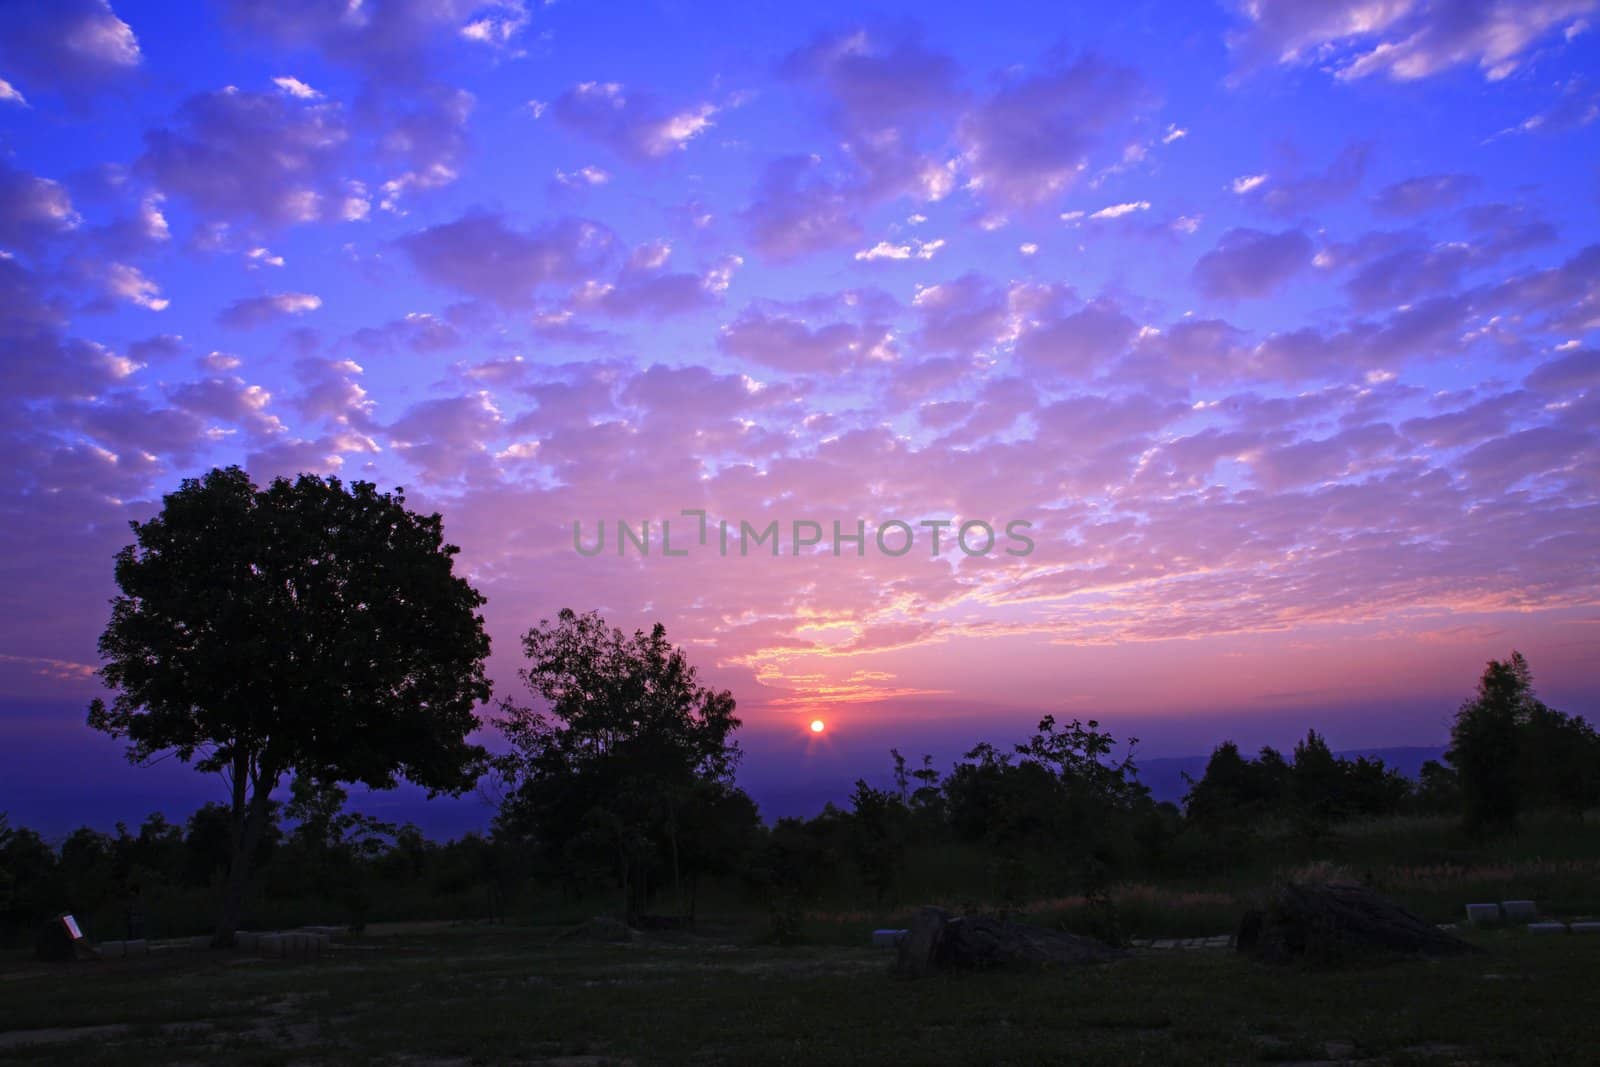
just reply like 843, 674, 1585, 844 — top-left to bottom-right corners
123, 939, 148, 957
1571, 922, 1600, 934
1501, 900, 1538, 923
871, 929, 907, 948
1465, 903, 1501, 926
98, 940, 125, 958
1527, 922, 1567, 934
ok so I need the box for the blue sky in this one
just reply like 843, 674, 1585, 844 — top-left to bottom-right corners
1, 0, 1597, 834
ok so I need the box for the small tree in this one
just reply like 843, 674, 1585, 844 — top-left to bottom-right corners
494, 609, 745, 919
89, 467, 492, 945
1447, 652, 1536, 833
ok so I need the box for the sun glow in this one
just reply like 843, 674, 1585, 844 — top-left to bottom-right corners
809, 719, 826, 733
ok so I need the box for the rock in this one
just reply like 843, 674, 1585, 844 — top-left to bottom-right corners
1501, 900, 1537, 923
1571, 922, 1600, 934
1465, 903, 1502, 927
1238, 881, 1482, 965
894, 907, 949, 977
1527, 922, 1567, 934
871, 929, 907, 948
893, 906, 1124, 977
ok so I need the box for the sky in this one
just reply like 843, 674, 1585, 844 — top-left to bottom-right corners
1, 0, 1598, 835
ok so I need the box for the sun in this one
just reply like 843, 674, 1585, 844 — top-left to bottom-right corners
809, 719, 826, 734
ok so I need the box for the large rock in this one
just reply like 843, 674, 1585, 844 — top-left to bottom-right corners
894, 906, 1125, 977
1237, 881, 1482, 966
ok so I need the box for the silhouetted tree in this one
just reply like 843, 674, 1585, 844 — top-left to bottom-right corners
1448, 652, 1536, 833
494, 609, 746, 919
88, 467, 492, 945
1447, 652, 1598, 831
847, 778, 906, 904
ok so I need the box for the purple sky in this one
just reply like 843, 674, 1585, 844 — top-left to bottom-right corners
1, 0, 1598, 835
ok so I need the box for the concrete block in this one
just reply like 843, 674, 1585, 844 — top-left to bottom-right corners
1571, 922, 1600, 934
871, 929, 907, 948
98, 940, 125, 958
258, 934, 283, 958
1501, 900, 1538, 923
1527, 922, 1567, 934
234, 931, 260, 951
123, 939, 147, 958
1465, 903, 1501, 926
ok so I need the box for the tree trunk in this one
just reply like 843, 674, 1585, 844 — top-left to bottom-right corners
213, 767, 275, 948
668, 809, 683, 919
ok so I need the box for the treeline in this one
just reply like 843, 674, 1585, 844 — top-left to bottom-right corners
6, 647, 1594, 948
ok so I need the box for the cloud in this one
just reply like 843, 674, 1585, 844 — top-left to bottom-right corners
273, 75, 321, 99
1229, 0, 1595, 83
742, 155, 864, 261
102, 263, 169, 311
221, 2, 488, 211
1525, 348, 1600, 394
1245, 143, 1370, 218
217, 292, 323, 328
348, 312, 463, 355
223, 0, 526, 77
1015, 298, 1138, 376
1370, 173, 1480, 216
780, 27, 962, 201
718, 307, 893, 374
1090, 200, 1151, 220
956, 53, 1148, 208
399, 212, 614, 308
0, 162, 81, 252
0, 0, 140, 102
854, 238, 946, 261
386, 392, 503, 481
550, 81, 717, 162
166, 373, 284, 437
1193, 227, 1315, 300
137, 86, 350, 226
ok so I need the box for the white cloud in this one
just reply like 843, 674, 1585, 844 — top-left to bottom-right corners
854, 238, 946, 261
105, 263, 168, 311
1091, 200, 1151, 219
272, 75, 321, 99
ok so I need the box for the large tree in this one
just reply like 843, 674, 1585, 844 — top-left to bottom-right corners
494, 608, 746, 919
89, 467, 492, 945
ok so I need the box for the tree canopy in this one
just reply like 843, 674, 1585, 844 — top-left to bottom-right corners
88, 466, 492, 943
493, 608, 751, 918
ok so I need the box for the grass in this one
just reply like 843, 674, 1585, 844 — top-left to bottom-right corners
3, 921, 1599, 1064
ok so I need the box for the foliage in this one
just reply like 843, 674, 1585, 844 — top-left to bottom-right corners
1446, 651, 1600, 833
494, 609, 756, 919
87, 466, 492, 943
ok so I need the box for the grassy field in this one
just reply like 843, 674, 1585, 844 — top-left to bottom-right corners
3, 920, 1599, 1064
